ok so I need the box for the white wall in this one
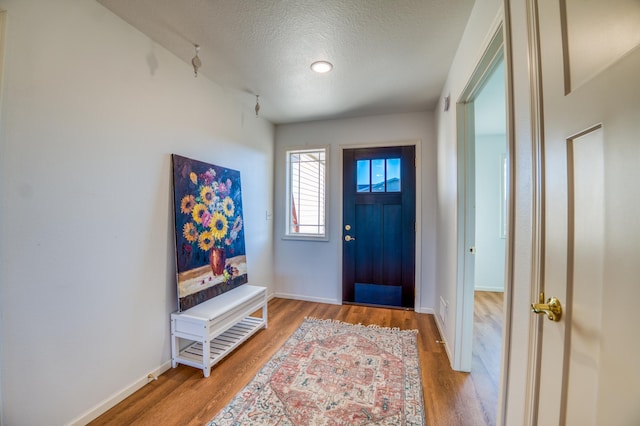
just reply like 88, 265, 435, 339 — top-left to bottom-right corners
475, 134, 506, 291
274, 112, 436, 311
0, 10, 5, 425
434, 0, 503, 355
0, 0, 274, 424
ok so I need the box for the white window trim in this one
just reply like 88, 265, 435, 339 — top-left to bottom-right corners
283, 145, 330, 241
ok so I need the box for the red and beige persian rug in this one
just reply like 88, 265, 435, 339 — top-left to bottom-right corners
208, 317, 425, 425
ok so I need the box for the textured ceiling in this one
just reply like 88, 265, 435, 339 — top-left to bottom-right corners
98, 0, 476, 124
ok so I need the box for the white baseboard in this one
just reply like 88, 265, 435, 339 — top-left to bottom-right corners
67, 361, 172, 426
474, 286, 505, 292
433, 313, 454, 368
400, 307, 455, 367
274, 292, 341, 305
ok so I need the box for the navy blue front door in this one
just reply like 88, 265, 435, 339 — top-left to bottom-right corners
342, 146, 416, 308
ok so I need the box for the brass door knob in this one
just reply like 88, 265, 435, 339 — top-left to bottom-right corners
344, 235, 356, 242
531, 292, 562, 322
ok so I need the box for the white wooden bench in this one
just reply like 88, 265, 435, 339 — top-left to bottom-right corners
170, 285, 267, 377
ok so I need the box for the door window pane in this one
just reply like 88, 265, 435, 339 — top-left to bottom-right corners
355, 158, 402, 193
357, 160, 370, 192
371, 159, 385, 192
386, 158, 401, 192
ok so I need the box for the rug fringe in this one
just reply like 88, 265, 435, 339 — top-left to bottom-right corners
303, 316, 418, 335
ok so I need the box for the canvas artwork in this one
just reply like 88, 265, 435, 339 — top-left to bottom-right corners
171, 154, 248, 311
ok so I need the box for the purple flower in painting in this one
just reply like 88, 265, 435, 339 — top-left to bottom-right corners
201, 210, 212, 228
217, 182, 228, 197
218, 178, 233, 197
201, 168, 216, 185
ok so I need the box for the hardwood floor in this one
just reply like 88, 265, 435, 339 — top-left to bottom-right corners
473, 291, 505, 426
91, 297, 502, 425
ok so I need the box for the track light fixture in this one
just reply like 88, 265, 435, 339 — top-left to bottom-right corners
192, 44, 201, 77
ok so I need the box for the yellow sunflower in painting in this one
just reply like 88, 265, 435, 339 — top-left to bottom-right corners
210, 211, 229, 241
182, 222, 198, 242
197, 231, 214, 251
222, 196, 235, 217
180, 195, 196, 214
191, 203, 208, 224
200, 186, 215, 205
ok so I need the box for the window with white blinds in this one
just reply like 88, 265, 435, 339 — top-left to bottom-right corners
285, 147, 328, 240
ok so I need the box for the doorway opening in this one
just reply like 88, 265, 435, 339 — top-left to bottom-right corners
455, 26, 507, 425
471, 58, 507, 424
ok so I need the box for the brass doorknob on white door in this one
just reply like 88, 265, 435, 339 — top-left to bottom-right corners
344, 235, 356, 242
531, 292, 562, 322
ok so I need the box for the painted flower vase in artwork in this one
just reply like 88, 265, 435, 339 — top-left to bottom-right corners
210, 247, 226, 276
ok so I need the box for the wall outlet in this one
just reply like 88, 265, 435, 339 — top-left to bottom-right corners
439, 297, 448, 327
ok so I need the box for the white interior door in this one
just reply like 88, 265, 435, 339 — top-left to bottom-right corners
533, 0, 640, 424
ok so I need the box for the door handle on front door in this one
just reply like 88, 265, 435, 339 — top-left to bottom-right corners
531, 292, 562, 322
344, 235, 356, 242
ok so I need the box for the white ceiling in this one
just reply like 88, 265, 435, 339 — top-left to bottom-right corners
98, 0, 476, 124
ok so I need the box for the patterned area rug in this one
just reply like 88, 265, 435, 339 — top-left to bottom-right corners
208, 317, 424, 425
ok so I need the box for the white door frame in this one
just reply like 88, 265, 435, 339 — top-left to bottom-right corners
500, 0, 546, 423
0, 10, 7, 426
454, 22, 515, 425
454, 24, 507, 371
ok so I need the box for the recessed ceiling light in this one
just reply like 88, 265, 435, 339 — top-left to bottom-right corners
310, 61, 333, 73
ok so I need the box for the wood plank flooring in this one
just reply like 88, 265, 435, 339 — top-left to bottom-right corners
91, 296, 502, 425
473, 291, 504, 426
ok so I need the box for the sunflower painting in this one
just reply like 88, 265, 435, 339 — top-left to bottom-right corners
171, 154, 248, 311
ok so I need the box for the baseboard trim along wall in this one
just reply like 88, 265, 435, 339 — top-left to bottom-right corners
474, 286, 505, 292
433, 313, 454, 367
67, 361, 172, 426
274, 292, 341, 305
